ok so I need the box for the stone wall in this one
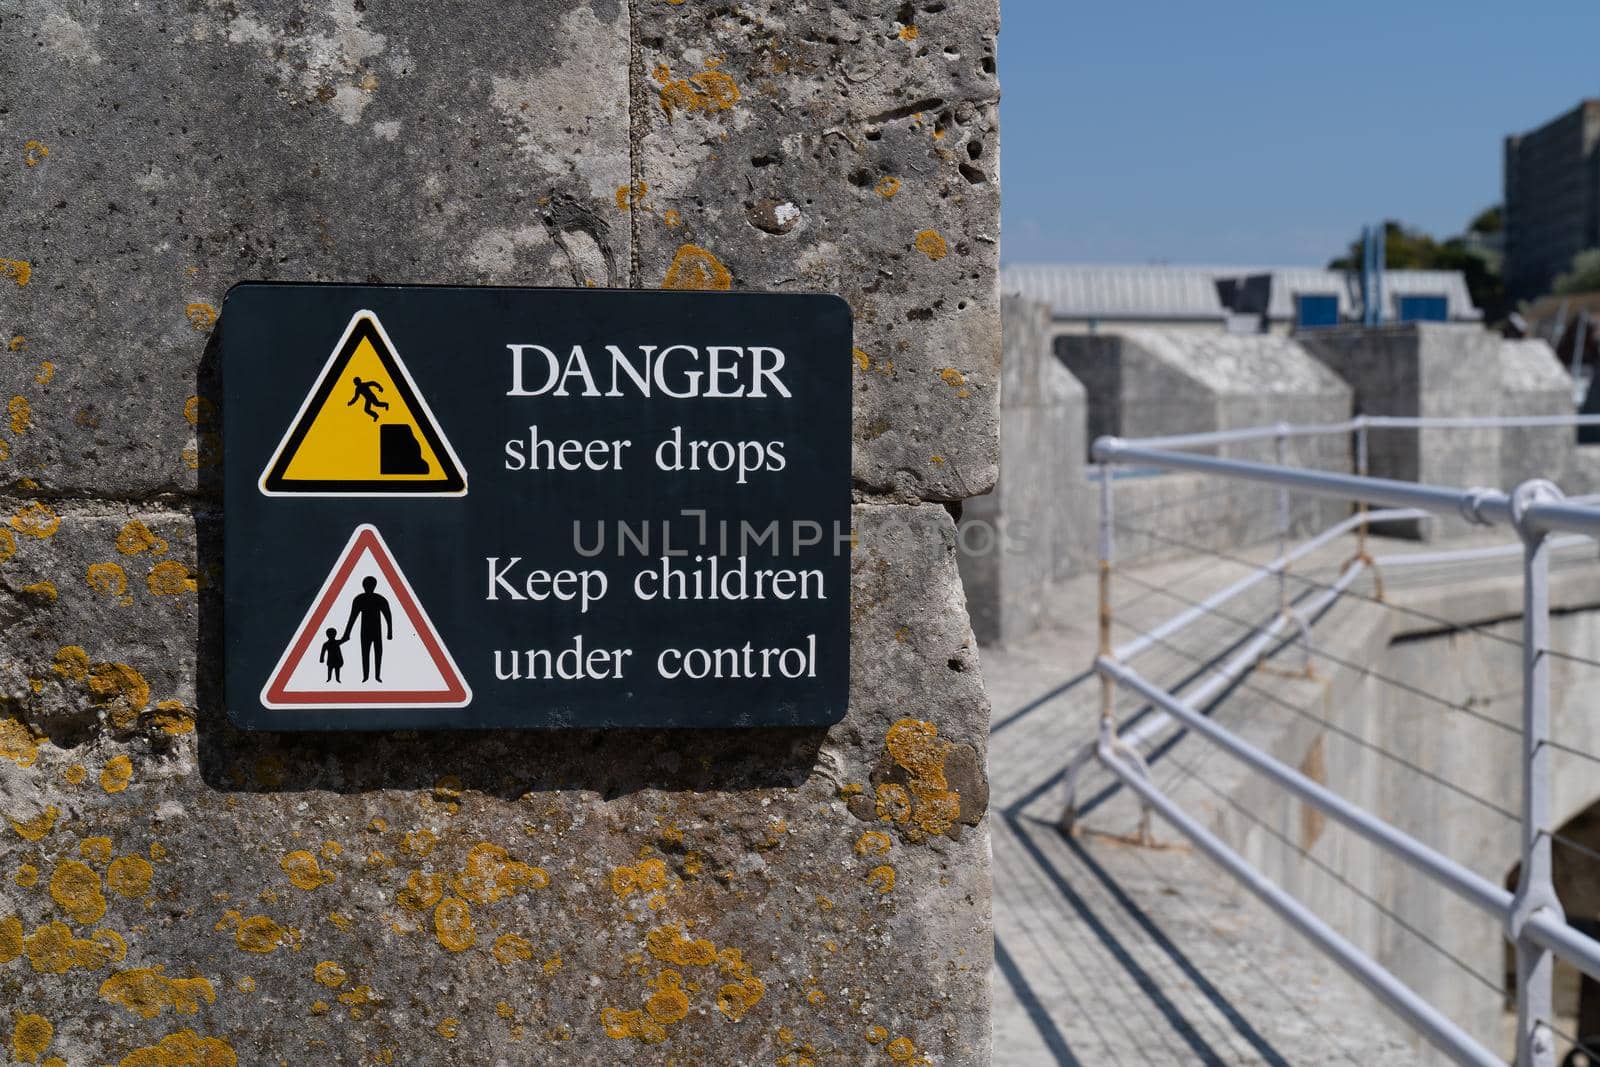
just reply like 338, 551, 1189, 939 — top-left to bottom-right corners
958, 296, 1087, 646
0, 3, 999, 1065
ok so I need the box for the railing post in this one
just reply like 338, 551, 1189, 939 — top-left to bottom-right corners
1511, 479, 1566, 1067
1356, 416, 1370, 558
1098, 461, 1116, 731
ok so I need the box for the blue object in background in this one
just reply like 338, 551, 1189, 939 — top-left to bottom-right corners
1397, 295, 1449, 322
1296, 293, 1341, 329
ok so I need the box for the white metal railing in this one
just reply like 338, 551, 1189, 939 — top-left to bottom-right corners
1065, 414, 1600, 1067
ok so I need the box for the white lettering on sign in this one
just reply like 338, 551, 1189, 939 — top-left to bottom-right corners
505, 344, 792, 399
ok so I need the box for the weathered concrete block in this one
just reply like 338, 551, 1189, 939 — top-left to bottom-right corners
633, 1, 1002, 502
959, 296, 1087, 645
1497, 338, 1575, 490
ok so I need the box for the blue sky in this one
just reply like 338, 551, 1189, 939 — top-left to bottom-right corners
1000, 1, 1600, 266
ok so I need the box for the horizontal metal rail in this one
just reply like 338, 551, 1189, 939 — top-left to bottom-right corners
1097, 656, 1600, 988
1120, 413, 1600, 452
1374, 534, 1594, 569
1098, 744, 1504, 1067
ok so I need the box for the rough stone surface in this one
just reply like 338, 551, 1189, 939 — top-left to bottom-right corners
0, 2, 997, 1064
958, 296, 1087, 646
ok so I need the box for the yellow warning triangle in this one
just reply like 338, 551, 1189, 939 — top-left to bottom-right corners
259, 310, 467, 496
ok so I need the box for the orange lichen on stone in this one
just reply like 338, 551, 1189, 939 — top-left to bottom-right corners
50, 859, 108, 924
883, 718, 963, 839
183, 396, 216, 427
435, 1018, 460, 1039
610, 857, 669, 899
11, 502, 59, 538
661, 244, 732, 291
1, 717, 40, 766
914, 229, 948, 261
23, 139, 50, 166
854, 830, 892, 856
313, 960, 348, 988
0, 528, 15, 563
396, 870, 445, 911
108, 855, 154, 898
234, 915, 293, 954
23, 920, 115, 973
898, 23, 919, 40
401, 828, 436, 856
1, 260, 30, 287
20, 580, 56, 602
646, 923, 716, 966
16, 863, 40, 887
662, 209, 682, 228
876, 176, 902, 198
853, 347, 871, 372
94, 928, 129, 963
100, 754, 135, 793
280, 850, 335, 891
53, 645, 88, 680
543, 955, 563, 975
9, 806, 58, 842
185, 303, 218, 331
9, 395, 31, 435
147, 560, 197, 595
0, 915, 21, 963
615, 181, 648, 211
81, 836, 114, 864
87, 562, 129, 598
34, 361, 53, 384
114, 1030, 237, 1067
100, 967, 217, 1018
454, 841, 548, 904
117, 519, 170, 556
433, 896, 475, 952
63, 764, 86, 785
866, 864, 896, 894
491, 932, 534, 965
148, 701, 195, 735
885, 1035, 919, 1061
714, 947, 765, 1021
10, 1012, 51, 1063
656, 66, 740, 117
7, 336, 21, 351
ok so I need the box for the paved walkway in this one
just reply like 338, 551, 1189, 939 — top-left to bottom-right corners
984, 542, 1420, 1066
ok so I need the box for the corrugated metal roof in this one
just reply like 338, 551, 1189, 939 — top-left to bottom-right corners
1001, 263, 1228, 320
1001, 263, 1482, 323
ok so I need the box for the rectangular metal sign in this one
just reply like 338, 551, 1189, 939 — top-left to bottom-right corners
222, 283, 852, 730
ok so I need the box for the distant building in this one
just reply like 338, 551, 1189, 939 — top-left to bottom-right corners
1504, 100, 1600, 302
1002, 264, 1481, 338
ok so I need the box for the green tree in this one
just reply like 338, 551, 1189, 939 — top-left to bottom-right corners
1327, 210, 1508, 322
1553, 249, 1600, 295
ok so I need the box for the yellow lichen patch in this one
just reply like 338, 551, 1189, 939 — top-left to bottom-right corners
661, 244, 732, 291
876, 175, 902, 198
0, 528, 14, 563
806, 988, 827, 1005
326, 912, 352, 931
147, 560, 197, 595
7, 336, 20, 351
23, 140, 49, 166
91, 665, 150, 729
100, 754, 134, 794
400, 828, 436, 856
94, 928, 129, 964
656, 66, 740, 117
854, 830, 892, 857
898, 23, 919, 40
396, 870, 445, 911
1, 260, 30, 287
53, 645, 88, 680
183, 396, 216, 427
454, 841, 548, 904
1, 717, 40, 766
883, 718, 963, 839
714, 947, 765, 1021
866, 864, 896, 894
645, 923, 716, 967
115, 1030, 236, 1067
16, 863, 40, 887
0, 915, 21, 962
615, 181, 648, 211
313, 960, 348, 988
50, 859, 107, 924
280, 850, 335, 891
886, 1035, 918, 1061
9, 395, 31, 435
309, 1001, 330, 1016
662, 208, 682, 228
337, 984, 376, 1012
10, 1012, 51, 1064
148, 701, 195, 736
610, 857, 669, 899
9, 806, 58, 842
81, 836, 114, 864
100, 967, 217, 1018
543, 955, 563, 975
34, 361, 53, 384
234, 915, 292, 953
63, 764, 86, 785
108, 855, 155, 898
10, 502, 59, 539
185, 303, 218, 331
853, 347, 871, 372
433, 896, 475, 952
491, 932, 534, 965
435, 1018, 459, 1039
149, 842, 167, 861
117, 519, 169, 556
20, 580, 56, 602
24, 920, 114, 973
496, 1001, 514, 1019
87, 562, 129, 598
914, 229, 948, 261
